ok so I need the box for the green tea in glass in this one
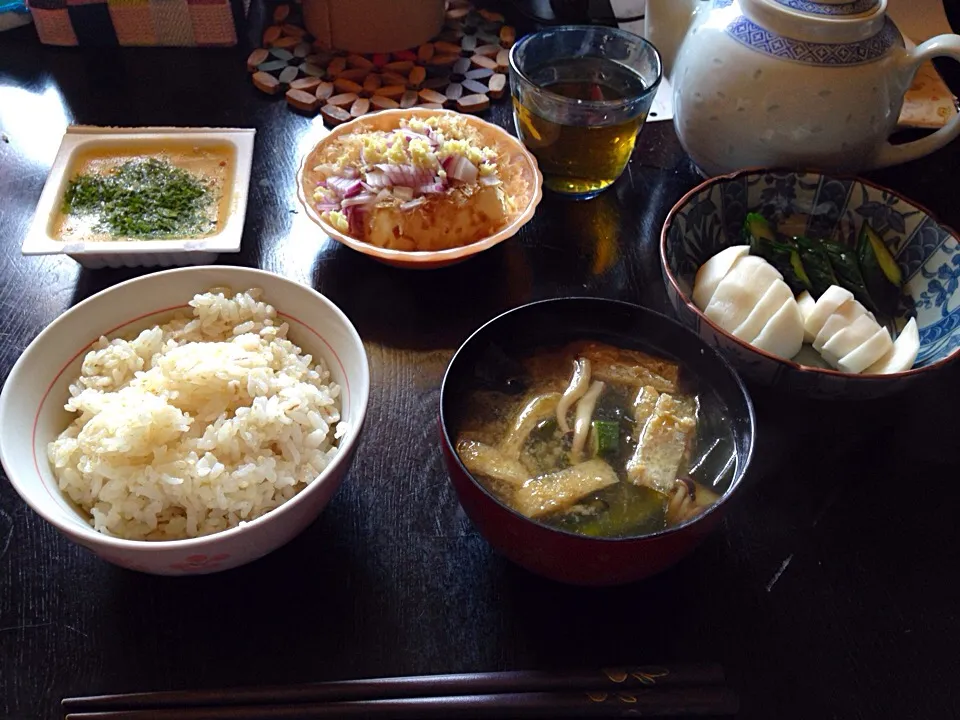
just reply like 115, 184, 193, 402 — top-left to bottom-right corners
509, 26, 662, 199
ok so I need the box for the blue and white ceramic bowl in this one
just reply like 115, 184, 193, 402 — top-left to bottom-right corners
660, 169, 960, 398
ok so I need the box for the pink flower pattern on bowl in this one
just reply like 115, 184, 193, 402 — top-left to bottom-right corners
168, 553, 231, 573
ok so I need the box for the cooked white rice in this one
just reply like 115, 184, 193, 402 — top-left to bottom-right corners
47, 287, 345, 541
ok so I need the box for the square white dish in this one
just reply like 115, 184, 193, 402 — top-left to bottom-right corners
22, 126, 256, 269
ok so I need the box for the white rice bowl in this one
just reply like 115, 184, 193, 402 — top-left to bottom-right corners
46, 287, 345, 541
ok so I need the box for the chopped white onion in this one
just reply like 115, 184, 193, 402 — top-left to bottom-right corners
446, 155, 479, 185
376, 163, 435, 188
401, 197, 428, 211
393, 186, 415, 202
341, 192, 377, 208
363, 171, 391, 189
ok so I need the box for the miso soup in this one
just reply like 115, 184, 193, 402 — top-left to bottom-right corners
455, 340, 736, 538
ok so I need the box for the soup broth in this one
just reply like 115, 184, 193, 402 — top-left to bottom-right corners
455, 340, 736, 538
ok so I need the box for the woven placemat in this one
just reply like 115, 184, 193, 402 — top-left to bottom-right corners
247, 0, 514, 124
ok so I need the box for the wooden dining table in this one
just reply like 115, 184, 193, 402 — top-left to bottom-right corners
1, 2, 959, 718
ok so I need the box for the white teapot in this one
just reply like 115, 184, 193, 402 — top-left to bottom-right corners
645, 0, 960, 176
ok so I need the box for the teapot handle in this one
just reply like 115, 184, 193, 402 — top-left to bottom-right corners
870, 34, 960, 170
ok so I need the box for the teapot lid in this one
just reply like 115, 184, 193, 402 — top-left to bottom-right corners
767, 0, 880, 16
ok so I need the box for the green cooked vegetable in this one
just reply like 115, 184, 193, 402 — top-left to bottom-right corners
754, 238, 813, 295
63, 158, 215, 239
742, 212, 776, 243
743, 215, 812, 294
819, 237, 879, 314
794, 235, 839, 298
554, 482, 666, 539
589, 420, 620, 458
858, 222, 903, 318
787, 248, 813, 293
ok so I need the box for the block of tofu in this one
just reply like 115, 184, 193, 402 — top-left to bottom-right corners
571, 341, 680, 393
512, 459, 620, 519
365, 185, 508, 252
457, 439, 531, 488
626, 394, 697, 494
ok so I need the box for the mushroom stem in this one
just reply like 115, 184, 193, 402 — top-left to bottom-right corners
570, 380, 604, 463
556, 357, 591, 433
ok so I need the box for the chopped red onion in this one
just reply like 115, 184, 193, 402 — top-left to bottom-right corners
419, 182, 446, 194
316, 203, 340, 212
376, 189, 392, 203
478, 175, 501, 187
325, 176, 348, 194
345, 204, 367, 235
343, 166, 359, 179
327, 176, 363, 197
376, 163, 435, 188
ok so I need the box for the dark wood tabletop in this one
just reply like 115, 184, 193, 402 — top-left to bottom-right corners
2, 3, 959, 719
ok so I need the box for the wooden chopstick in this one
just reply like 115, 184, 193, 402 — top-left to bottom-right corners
62, 664, 725, 711
64, 687, 739, 719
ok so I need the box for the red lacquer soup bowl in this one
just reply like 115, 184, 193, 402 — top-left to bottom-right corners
439, 298, 756, 586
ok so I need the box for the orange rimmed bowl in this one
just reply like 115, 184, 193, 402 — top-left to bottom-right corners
296, 108, 543, 269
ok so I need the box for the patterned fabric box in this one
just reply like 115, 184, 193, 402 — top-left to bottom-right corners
28, 0, 244, 46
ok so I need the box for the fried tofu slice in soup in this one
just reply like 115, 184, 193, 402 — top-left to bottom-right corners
570, 341, 680, 393
497, 392, 561, 459
633, 386, 660, 425
627, 394, 697, 494
456, 439, 530, 488
512, 459, 619, 519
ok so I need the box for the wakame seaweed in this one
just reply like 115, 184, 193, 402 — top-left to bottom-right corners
63, 158, 215, 239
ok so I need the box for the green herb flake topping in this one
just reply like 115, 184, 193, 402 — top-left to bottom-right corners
63, 158, 216, 239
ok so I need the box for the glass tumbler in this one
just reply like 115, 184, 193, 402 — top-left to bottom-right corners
509, 25, 662, 199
